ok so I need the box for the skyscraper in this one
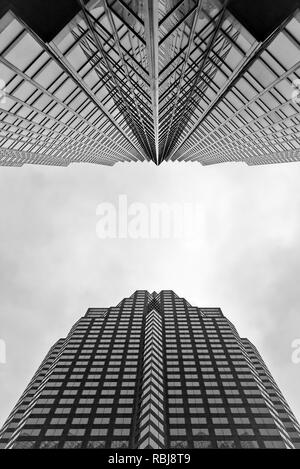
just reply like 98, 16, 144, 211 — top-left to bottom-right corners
0, 0, 299, 166
0, 290, 299, 449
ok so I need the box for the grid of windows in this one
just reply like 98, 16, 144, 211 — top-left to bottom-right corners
0, 291, 299, 449
0, 2, 299, 166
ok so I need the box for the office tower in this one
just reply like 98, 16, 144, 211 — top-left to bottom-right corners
0, 290, 299, 449
0, 0, 299, 167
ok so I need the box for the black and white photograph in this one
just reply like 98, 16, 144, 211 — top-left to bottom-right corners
0, 0, 300, 457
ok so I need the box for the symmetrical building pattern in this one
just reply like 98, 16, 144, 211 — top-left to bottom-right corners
0, 0, 299, 166
0, 290, 300, 449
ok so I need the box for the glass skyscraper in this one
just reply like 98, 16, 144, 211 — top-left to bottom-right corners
0, 290, 299, 449
0, 0, 299, 166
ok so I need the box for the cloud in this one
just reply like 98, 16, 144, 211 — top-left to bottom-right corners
0, 161, 299, 427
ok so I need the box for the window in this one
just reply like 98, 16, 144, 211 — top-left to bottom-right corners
90, 428, 108, 436
39, 441, 59, 449
191, 417, 207, 424
75, 408, 91, 414
188, 398, 203, 404
87, 441, 105, 448
194, 441, 212, 448
111, 440, 129, 448
93, 417, 110, 425
255, 417, 274, 425
217, 440, 236, 448
233, 417, 250, 424
13, 441, 35, 449
240, 441, 259, 449
96, 407, 112, 414
115, 417, 132, 425
19, 428, 41, 437
170, 429, 186, 436
215, 428, 232, 436
50, 417, 68, 425
117, 408, 132, 414
169, 407, 184, 414
68, 428, 85, 436
259, 428, 281, 436
237, 429, 255, 437
212, 417, 229, 424
72, 416, 89, 424
63, 441, 82, 449
264, 441, 286, 449
169, 417, 185, 425
170, 440, 188, 448
25, 417, 46, 425
113, 428, 130, 436
45, 429, 63, 436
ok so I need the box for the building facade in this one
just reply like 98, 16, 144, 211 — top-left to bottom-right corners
0, 0, 299, 166
0, 290, 300, 449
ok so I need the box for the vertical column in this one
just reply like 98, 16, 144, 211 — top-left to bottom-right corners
137, 309, 166, 449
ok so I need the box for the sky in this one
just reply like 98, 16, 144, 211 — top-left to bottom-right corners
0, 160, 300, 427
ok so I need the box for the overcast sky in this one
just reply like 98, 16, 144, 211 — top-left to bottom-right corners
0, 160, 300, 427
